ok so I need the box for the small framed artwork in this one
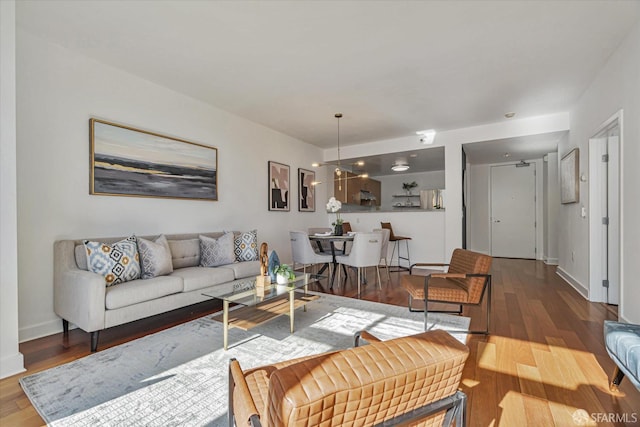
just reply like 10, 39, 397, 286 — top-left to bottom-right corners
90, 118, 217, 201
298, 168, 316, 212
268, 161, 290, 211
561, 148, 579, 204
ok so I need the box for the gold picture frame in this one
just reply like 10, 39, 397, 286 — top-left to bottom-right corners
90, 118, 218, 201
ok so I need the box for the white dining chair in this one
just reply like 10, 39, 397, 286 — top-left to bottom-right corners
290, 231, 333, 276
373, 228, 391, 283
335, 232, 383, 295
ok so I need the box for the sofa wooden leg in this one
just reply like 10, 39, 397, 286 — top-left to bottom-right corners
62, 319, 69, 335
90, 331, 100, 352
610, 365, 625, 392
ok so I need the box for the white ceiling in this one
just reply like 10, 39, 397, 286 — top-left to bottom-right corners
16, 0, 639, 156
463, 130, 568, 165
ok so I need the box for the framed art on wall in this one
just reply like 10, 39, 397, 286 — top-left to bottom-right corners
298, 168, 315, 212
90, 118, 218, 201
561, 147, 579, 204
268, 161, 290, 211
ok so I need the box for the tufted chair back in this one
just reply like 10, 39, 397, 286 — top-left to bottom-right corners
230, 329, 469, 427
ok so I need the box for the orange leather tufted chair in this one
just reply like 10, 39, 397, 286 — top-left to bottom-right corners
228, 329, 469, 427
401, 248, 493, 334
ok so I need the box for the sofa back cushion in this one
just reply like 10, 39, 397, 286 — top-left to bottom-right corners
167, 238, 201, 269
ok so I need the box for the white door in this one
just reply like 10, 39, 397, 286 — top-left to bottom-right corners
490, 163, 536, 258
590, 134, 620, 305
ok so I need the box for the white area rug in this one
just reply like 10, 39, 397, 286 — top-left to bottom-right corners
20, 293, 469, 427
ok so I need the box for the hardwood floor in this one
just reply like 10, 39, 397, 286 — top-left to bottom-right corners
1, 258, 638, 426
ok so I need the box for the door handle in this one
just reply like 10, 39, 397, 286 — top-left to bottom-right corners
493, 220, 501, 223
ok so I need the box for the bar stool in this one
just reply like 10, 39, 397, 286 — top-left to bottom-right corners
380, 222, 411, 271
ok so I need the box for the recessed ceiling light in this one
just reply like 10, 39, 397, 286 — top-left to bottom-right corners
409, 154, 418, 158
504, 112, 516, 118
504, 153, 511, 158
391, 163, 410, 172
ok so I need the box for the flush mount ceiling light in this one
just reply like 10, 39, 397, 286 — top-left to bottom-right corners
416, 129, 436, 144
504, 112, 516, 118
391, 163, 410, 172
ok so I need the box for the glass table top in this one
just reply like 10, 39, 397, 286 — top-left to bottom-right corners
202, 272, 312, 307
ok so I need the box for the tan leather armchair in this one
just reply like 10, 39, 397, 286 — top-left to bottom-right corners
401, 248, 493, 335
228, 329, 469, 427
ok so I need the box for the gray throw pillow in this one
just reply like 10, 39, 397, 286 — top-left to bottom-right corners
200, 233, 235, 267
137, 235, 174, 279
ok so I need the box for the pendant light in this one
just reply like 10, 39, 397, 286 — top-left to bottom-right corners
334, 113, 343, 191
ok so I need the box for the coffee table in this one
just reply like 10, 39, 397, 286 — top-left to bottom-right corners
202, 273, 319, 350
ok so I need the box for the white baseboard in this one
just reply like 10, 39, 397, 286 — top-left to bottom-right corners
544, 257, 559, 265
19, 318, 65, 343
619, 313, 631, 323
0, 352, 25, 379
556, 267, 589, 299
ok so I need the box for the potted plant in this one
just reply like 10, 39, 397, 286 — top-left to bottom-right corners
273, 264, 296, 284
402, 181, 418, 195
326, 196, 344, 235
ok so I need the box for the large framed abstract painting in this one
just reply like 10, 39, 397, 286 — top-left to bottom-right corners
268, 161, 290, 211
561, 148, 579, 204
298, 168, 315, 212
90, 119, 218, 201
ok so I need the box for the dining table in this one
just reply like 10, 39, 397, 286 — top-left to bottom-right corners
308, 233, 355, 289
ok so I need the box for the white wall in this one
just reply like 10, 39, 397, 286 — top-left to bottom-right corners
0, 0, 25, 379
560, 20, 640, 323
15, 30, 327, 341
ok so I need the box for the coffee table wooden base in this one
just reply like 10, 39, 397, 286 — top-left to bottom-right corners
212, 293, 319, 349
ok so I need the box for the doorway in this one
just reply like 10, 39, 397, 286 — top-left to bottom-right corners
589, 112, 621, 306
490, 163, 537, 258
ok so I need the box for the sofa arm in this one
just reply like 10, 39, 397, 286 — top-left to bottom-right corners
54, 240, 106, 332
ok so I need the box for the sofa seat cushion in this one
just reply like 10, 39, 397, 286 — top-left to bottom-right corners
226, 261, 261, 280
401, 274, 469, 303
170, 266, 235, 292
105, 276, 183, 310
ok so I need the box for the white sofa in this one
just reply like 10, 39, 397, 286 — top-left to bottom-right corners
54, 232, 260, 351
